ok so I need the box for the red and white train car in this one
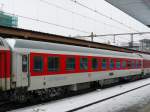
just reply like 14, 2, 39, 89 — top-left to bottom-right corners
6, 38, 143, 89
140, 54, 150, 75
0, 37, 150, 101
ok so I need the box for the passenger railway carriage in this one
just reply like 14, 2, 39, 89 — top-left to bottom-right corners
0, 37, 150, 102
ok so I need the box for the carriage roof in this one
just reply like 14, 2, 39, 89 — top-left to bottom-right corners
6, 38, 141, 59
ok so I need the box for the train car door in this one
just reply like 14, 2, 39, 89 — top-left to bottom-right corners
21, 54, 29, 87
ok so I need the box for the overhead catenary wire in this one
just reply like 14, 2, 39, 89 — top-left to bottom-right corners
69, 0, 141, 33
4, 12, 110, 41
37, 0, 150, 43
40, 0, 132, 42
69, 0, 150, 43
75, 32, 130, 43
8, 0, 146, 43
39, 0, 112, 41
40, 0, 131, 32
4, 12, 90, 34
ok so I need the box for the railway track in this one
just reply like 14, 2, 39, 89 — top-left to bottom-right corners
0, 88, 95, 112
3, 79, 150, 112
66, 82, 150, 112
0, 101, 14, 112
0, 101, 11, 106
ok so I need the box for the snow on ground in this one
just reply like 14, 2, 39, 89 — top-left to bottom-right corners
11, 78, 150, 112
77, 83, 150, 112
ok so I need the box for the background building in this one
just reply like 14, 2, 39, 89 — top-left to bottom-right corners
0, 11, 18, 27
120, 39, 150, 52
120, 42, 140, 51
140, 39, 150, 52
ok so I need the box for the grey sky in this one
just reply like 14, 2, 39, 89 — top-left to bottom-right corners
0, 0, 150, 44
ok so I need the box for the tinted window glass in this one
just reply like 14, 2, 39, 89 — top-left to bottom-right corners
102, 59, 107, 69
66, 57, 75, 70
116, 60, 120, 69
48, 57, 59, 71
122, 61, 126, 68
33, 56, 43, 71
136, 60, 139, 68
138, 61, 141, 68
127, 61, 131, 68
110, 59, 114, 69
131, 60, 135, 68
80, 58, 88, 70
92, 58, 98, 70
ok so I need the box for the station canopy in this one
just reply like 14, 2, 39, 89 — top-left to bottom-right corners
105, 0, 150, 27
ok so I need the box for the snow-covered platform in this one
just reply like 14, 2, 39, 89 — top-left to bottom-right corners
11, 78, 150, 112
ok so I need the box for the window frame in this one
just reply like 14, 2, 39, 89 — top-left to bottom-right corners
122, 60, 127, 69
48, 56, 60, 72
110, 59, 114, 69
80, 57, 88, 70
136, 60, 139, 68
131, 60, 135, 69
92, 58, 99, 70
33, 56, 43, 72
102, 58, 107, 70
138, 60, 142, 68
116, 60, 121, 69
127, 60, 131, 68
66, 57, 76, 71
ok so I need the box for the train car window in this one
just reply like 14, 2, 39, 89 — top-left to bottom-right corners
22, 55, 28, 72
131, 60, 135, 68
33, 56, 43, 72
102, 59, 107, 69
80, 58, 88, 70
110, 59, 114, 69
122, 61, 126, 68
66, 57, 75, 70
136, 61, 139, 68
92, 58, 98, 70
139, 61, 141, 68
48, 57, 59, 72
116, 60, 120, 69
127, 61, 131, 68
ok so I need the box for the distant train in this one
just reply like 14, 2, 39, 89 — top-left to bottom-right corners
0, 37, 150, 102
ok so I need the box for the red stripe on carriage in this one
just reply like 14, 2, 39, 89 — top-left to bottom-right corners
0, 50, 11, 78
30, 52, 142, 76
